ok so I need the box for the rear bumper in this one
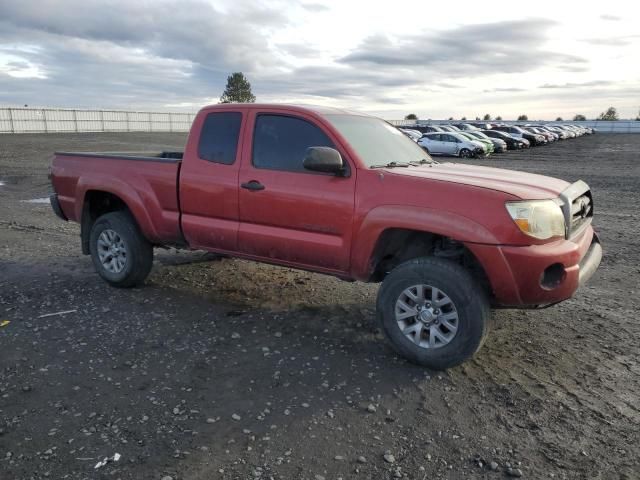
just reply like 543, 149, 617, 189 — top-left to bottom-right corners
50, 193, 68, 221
467, 226, 602, 307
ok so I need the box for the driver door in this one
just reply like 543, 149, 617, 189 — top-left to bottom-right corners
237, 111, 356, 273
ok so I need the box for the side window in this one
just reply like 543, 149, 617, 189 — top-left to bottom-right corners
431, 134, 441, 141
443, 134, 454, 142
198, 112, 242, 164
253, 115, 335, 172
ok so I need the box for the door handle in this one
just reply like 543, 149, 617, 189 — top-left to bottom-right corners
241, 180, 265, 191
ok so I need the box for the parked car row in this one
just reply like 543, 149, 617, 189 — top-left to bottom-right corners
398, 122, 595, 158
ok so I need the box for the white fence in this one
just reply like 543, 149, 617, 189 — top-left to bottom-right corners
0, 107, 196, 133
2, 107, 639, 134
390, 119, 640, 133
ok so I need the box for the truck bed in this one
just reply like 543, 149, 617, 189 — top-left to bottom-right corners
50, 151, 185, 245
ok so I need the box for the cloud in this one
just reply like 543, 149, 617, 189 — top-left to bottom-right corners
435, 82, 462, 89
539, 80, 614, 89
260, 19, 589, 104
338, 19, 588, 75
0, 0, 291, 107
300, 2, 330, 12
581, 35, 640, 47
276, 43, 321, 58
483, 87, 526, 93
0, 0, 288, 72
0, 2, 633, 117
600, 14, 621, 21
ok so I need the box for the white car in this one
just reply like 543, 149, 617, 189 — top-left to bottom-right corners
398, 128, 422, 142
418, 132, 485, 158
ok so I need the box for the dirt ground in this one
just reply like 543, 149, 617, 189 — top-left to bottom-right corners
1, 132, 639, 480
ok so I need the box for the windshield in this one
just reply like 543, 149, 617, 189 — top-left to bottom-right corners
469, 131, 489, 140
490, 130, 509, 138
459, 132, 476, 141
325, 115, 433, 168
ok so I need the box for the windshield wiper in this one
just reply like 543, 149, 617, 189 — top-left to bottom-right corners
370, 161, 410, 169
408, 158, 438, 166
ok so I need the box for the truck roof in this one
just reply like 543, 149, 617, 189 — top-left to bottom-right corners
200, 103, 366, 117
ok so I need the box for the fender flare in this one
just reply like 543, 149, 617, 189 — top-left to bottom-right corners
76, 175, 160, 242
350, 204, 500, 280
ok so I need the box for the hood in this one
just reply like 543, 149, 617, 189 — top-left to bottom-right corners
386, 162, 569, 199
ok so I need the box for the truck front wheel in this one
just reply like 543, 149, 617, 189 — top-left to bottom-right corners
89, 211, 153, 288
376, 257, 490, 370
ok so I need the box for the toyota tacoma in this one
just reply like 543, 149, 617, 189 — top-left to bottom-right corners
50, 104, 602, 369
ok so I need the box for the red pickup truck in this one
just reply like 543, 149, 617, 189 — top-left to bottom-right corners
50, 104, 602, 369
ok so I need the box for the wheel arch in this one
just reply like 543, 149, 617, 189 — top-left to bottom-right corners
366, 228, 491, 295
351, 205, 499, 294
80, 189, 151, 255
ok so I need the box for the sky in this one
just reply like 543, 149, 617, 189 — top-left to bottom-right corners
0, 0, 639, 120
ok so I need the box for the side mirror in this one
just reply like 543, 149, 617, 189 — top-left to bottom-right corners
303, 147, 346, 176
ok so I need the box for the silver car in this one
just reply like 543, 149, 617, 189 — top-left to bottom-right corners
398, 128, 422, 142
418, 132, 484, 158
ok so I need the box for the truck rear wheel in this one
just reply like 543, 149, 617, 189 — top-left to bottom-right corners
89, 211, 153, 288
376, 257, 490, 370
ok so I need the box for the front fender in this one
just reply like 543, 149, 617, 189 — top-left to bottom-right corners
350, 204, 501, 280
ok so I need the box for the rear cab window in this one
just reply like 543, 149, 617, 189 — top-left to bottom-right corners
198, 111, 242, 164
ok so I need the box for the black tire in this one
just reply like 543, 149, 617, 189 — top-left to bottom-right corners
376, 257, 490, 370
422, 146, 430, 154
89, 211, 153, 288
459, 148, 471, 158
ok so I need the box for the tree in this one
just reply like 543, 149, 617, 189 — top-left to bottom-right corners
555, 117, 563, 121
573, 114, 586, 121
483, 114, 491, 121
597, 106, 618, 121
495, 116, 502, 121
404, 113, 418, 120
461, 116, 467, 121
636, 109, 640, 121
475, 116, 480, 121
220, 72, 256, 103
517, 114, 528, 121
448, 117, 454, 120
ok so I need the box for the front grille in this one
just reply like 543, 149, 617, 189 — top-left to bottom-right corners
559, 180, 593, 238
570, 193, 593, 234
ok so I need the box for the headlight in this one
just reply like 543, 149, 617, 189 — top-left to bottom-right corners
505, 200, 565, 240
